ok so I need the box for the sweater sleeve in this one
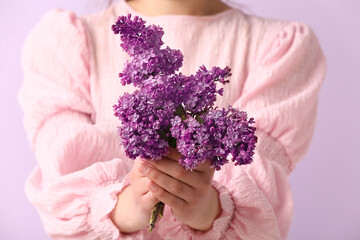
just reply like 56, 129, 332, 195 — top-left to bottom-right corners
164, 22, 326, 239
18, 9, 141, 240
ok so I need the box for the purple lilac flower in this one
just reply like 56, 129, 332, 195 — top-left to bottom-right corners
113, 14, 184, 87
170, 116, 212, 170
170, 107, 257, 171
182, 65, 231, 114
118, 47, 184, 87
112, 14, 257, 170
112, 14, 164, 56
113, 92, 176, 159
203, 107, 257, 170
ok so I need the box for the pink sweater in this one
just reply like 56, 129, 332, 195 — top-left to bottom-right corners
18, 0, 326, 239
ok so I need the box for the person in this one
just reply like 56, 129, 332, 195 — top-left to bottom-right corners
18, 0, 326, 239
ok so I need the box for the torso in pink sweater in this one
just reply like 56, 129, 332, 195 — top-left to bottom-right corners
18, 0, 326, 239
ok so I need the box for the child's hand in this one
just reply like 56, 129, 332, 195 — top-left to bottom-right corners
140, 148, 221, 231
110, 159, 160, 233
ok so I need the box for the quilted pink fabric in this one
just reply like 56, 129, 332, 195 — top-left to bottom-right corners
18, 0, 326, 239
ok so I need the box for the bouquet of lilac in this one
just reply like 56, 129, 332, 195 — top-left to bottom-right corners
112, 14, 257, 232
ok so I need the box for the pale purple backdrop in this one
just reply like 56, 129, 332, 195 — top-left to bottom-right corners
1, 0, 359, 239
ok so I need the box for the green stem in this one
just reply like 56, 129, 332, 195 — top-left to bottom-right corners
175, 105, 186, 121
148, 201, 165, 233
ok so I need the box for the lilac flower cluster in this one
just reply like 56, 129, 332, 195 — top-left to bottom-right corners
171, 107, 257, 170
114, 92, 175, 159
112, 14, 257, 170
112, 15, 183, 87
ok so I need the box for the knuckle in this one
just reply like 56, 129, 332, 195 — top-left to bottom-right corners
150, 170, 160, 181
149, 194, 159, 204
174, 167, 186, 179
201, 175, 213, 187
194, 180, 207, 191
155, 188, 165, 199
167, 197, 178, 207
148, 160, 157, 167
171, 182, 182, 194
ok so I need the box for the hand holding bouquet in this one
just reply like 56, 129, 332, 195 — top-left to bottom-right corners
112, 14, 257, 232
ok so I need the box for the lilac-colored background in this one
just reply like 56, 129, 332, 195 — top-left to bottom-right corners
1, 0, 359, 239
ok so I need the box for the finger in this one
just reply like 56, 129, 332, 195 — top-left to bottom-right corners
140, 191, 160, 211
164, 147, 182, 162
194, 160, 216, 175
140, 162, 194, 203
132, 177, 152, 196
165, 148, 215, 174
147, 181, 187, 210
141, 158, 202, 188
143, 158, 215, 190
131, 159, 156, 196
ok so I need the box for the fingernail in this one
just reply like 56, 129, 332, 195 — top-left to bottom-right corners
139, 163, 149, 175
